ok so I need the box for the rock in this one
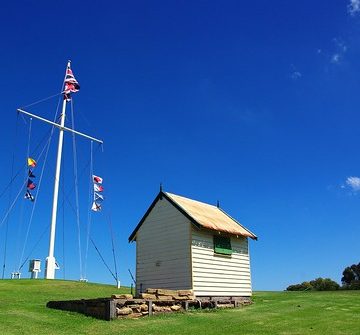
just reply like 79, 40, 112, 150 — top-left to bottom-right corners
140, 304, 148, 311
145, 288, 157, 294
170, 305, 181, 311
156, 289, 177, 296
140, 293, 157, 300
177, 290, 193, 296
130, 306, 142, 313
124, 313, 143, 319
153, 304, 163, 312
173, 295, 192, 300
112, 294, 133, 299
217, 304, 234, 309
157, 295, 173, 301
117, 307, 133, 315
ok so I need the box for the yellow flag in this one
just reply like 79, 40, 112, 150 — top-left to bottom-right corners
27, 157, 36, 167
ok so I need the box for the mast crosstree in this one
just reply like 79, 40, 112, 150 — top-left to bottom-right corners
17, 61, 103, 279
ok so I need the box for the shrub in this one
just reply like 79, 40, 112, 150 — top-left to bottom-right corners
309, 278, 340, 291
286, 278, 339, 291
286, 281, 312, 291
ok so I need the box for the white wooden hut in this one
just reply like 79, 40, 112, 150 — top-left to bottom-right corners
128, 191, 257, 298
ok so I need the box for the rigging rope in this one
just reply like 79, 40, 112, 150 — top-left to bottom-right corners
1, 114, 20, 279
90, 237, 117, 282
16, 96, 62, 271
13, 118, 32, 271
70, 98, 83, 280
108, 213, 119, 283
18, 120, 56, 271
18, 225, 49, 271
56, 176, 117, 282
84, 141, 94, 280
0, 122, 58, 201
61, 153, 66, 280
20, 92, 62, 109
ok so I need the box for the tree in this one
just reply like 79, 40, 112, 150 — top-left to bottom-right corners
342, 262, 360, 289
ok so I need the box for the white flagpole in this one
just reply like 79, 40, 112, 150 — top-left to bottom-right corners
44, 61, 70, 279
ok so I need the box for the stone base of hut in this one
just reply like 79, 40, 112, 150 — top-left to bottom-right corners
47, 288, 252, 321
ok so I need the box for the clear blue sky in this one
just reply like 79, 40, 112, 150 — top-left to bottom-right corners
0, 1, 360, 290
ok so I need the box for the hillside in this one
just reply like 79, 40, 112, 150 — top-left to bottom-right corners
0, 280, 359, 335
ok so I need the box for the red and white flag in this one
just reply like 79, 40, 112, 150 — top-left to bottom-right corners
93, 175, 103, 184
94, 184, 104, 192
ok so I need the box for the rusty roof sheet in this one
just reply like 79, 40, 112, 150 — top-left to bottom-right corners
164, 192, 257, 239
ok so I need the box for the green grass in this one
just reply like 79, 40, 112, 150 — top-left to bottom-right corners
0, 280, 359, 335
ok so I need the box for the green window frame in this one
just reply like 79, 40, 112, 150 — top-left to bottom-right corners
213, 235, 232, 255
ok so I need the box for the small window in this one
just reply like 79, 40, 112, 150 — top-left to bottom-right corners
213, 235, 232, 255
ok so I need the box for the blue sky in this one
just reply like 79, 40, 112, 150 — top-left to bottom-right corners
0, 1, 360, 290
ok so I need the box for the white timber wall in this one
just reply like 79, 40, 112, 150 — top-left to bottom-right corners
191, 228, 252, 296
136, 197, 192, 293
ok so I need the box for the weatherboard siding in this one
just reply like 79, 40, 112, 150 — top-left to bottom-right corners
135, 197, 192, 293
191, 228, 252, 296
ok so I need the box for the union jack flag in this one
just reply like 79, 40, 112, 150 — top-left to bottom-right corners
63, 65, 80, 100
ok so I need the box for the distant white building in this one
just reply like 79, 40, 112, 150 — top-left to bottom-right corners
128, 191, 257, 297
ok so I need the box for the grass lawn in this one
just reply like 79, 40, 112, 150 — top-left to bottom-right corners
0, 279, 359, 335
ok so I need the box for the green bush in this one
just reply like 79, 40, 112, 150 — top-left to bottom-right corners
310, 278, 340, 291
286, 278, 339, 291
286, 281, 312, 291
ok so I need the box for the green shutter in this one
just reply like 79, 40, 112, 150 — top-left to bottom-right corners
214, 235, 232, 255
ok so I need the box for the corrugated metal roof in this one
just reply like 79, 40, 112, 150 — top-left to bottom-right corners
164, 192, 257, 240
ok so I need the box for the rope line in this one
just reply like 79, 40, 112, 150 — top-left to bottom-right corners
18, 122, 56, 270
108, 213, 119, 282
61, 152, 66, 280
0, 120, 59, 201
70, 98, 83, 280
0, 178, 29, 229
84, 141, 94, 279
90, 237, 117, 282
13, 118, 32, 271
55, 175, 116, 282
1, 114, 20, 279
16, 97, 62, 271
18, 225, 50, 271
20, 92, 62, 109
